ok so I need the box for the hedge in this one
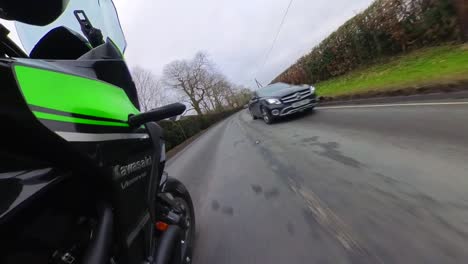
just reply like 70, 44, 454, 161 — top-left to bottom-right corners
273, 0, 461, 85
159, 108, 241, 151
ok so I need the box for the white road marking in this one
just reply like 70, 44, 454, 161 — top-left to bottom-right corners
317, 101, 468, 110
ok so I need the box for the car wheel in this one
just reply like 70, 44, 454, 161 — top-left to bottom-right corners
250, 109, 257, 120
304, 107, 315, 114
261, 107, 274, 124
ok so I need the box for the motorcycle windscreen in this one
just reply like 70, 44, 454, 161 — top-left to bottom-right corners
14, 0, 126, 55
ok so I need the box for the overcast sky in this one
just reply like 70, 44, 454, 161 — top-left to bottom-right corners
3, 0, 373, 89
113, 0, 374, 89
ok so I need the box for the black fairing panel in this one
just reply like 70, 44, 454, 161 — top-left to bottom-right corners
97, 139, 153, 262
0, 168, 67, 222
78, 39, 122, 60
0, 167, 100, 264
95, 123, 163, 263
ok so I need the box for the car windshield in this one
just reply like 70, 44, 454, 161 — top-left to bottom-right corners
257, 83, 292, 97
14, 0, 126, 55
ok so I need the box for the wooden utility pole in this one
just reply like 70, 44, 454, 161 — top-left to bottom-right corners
453, 0, 468, 41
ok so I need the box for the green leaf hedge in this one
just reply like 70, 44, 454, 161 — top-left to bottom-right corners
273, 0, 461, 85
159, 108, 241, 151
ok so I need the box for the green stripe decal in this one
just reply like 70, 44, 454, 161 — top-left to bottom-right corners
33, 111, 129, 127
14, 65, 139, 125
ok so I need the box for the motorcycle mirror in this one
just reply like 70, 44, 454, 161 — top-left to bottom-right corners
73, 10, 104, 47
128, 103, 186, 127
168, 115, 180, 121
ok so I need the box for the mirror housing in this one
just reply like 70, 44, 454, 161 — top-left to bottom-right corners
0, 0, 69, 26
128, 103, 186, 128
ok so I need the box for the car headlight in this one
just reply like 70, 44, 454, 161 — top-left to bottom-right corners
265, 98, 282, 105
310, 85, 316, 94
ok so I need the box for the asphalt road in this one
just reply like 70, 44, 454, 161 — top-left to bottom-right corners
167, 100, 468, 263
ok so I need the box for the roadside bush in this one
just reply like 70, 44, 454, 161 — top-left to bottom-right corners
159, 108, 241, 151
273, 0, 461, 85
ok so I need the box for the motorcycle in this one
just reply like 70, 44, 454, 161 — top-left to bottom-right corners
0, 0, 195, 263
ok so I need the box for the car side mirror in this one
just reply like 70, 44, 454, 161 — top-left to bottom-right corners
251, 97, 259, 103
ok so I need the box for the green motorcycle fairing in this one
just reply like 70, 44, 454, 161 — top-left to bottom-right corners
14, 65, 139, 127
10, 55, 146, 143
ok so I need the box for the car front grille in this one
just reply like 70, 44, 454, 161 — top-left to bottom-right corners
281, 89, 312, 103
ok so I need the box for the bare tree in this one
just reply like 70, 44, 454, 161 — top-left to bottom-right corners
201, 72, 231, 112
226, 86, 252, 108
162, 52, 214, 115
163, 51, 248, 115
132, 66, 166, 112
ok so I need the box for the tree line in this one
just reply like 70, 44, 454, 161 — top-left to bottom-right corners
132, 52, 251, 116
272, 0, 464, 85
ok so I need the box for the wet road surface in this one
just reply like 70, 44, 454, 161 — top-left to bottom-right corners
167, 101, 468, 263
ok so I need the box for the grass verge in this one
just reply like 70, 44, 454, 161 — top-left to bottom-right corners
316, 44, 468, 97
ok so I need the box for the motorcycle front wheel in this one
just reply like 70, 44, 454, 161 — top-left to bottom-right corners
160, 178, 196, 264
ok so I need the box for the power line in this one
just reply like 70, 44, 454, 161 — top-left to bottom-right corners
255, 0, 294, 81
